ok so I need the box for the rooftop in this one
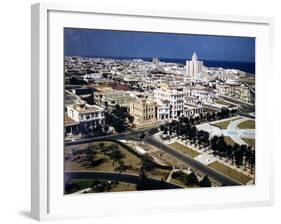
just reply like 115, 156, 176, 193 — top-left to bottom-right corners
74, 104, 104, 113
64, 116, 78, 126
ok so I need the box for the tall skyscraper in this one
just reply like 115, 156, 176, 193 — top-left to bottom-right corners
186, 52, 203, 77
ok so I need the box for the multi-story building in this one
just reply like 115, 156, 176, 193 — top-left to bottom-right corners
156, 100, 171, 124
65, 100, 105, 135
190, 88, 215, 104
186, 52, 204, 77
154, 87, 184, 119
95, 90, 135, 111
183, 103, 204, 117
217, 80, 252, 103
129, 98, 157, 127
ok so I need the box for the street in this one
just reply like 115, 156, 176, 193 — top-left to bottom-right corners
144, 134, 241, 186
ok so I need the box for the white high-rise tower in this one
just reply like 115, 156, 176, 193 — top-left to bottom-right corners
186, 52, 203, 77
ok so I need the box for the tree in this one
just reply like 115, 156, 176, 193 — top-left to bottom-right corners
108, 148, 124, 167
128, 115, 134, 124
92, 123, 104, 137
115, 160, 126, 173
197, 130, 210, 145
199, 175, 211, 187
105, 112, 126, 133
221, 107, 230, 118
84, 144, 96, 165
234, 145, 245, 167
248, 150, 255, 173
189, 126, 197, 142
184, 172, 199, 186
141, 157, 155, 172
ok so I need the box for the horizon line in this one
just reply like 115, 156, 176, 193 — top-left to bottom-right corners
64, 55, 255, 64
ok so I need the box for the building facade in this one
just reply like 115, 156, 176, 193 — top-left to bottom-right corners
154, 87, 184, 119
217, 80, 252, 103
183, 103, 204, 117
129, 98, 157, 127
156, 100, 171, 124
186, 52, 204, 77
95, 90, 135, 111
65, 100, 105, 135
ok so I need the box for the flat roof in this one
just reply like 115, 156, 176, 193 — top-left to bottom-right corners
74, 105, 104, 113
64, 116, 78, 126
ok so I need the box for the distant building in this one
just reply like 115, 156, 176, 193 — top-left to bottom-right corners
152, 57, 160, 64
129, 98, 157, 127
217, 80, 252, 103
152, 57, 160, 69
186, 52, 204, 77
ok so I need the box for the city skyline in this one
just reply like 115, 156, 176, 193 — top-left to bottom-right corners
64, 28, 255, 63
64, 27, 256, 194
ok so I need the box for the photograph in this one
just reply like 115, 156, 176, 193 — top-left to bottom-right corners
63, 28, 256, 195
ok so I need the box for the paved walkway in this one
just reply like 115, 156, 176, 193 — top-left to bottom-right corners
197, 116, 255, 146
222, 117, 255, 145
153, 132, 254, 182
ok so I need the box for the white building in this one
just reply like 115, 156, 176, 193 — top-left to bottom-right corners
217, 80, 252, 103
186, 52, 204, 77
154, 87, 184, 119
83, 73, 102, 82
65, 100, 105, 135
95, 90, 135, 111
183, 103, 204, 117
129, 97, 157, 128
156, 99, 171, 124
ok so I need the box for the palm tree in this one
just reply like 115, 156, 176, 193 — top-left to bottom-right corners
108, 149, 124, 167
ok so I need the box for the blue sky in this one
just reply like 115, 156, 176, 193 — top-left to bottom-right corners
64, 28, 255, 62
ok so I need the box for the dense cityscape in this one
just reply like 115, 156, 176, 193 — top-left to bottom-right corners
64, 51, 255, 194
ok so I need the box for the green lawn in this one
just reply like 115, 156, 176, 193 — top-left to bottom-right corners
242, 138, 255, 148
65, 141, 142, 174
65, 141, 171, 181
168, 142, 200, 158
208, 161, 252, 185
211, 117, 241, 129
224, 136, 237, 146
146, 168, 171, 181
237, 120, 255, 129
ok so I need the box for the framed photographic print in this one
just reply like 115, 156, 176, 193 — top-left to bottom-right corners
31, 2, 274, 221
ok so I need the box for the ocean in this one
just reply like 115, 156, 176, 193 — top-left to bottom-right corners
82, 55, 255, 75
161, 58, 255, 75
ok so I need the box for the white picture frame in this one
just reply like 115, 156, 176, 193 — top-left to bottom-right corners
31, 2, 274, 221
